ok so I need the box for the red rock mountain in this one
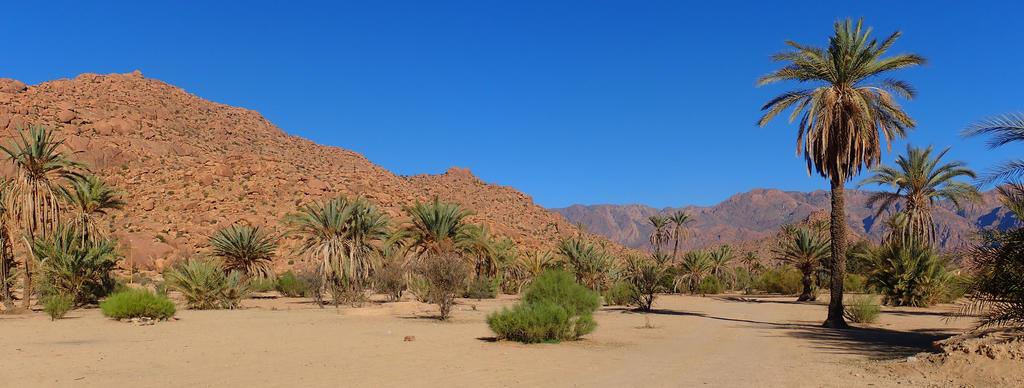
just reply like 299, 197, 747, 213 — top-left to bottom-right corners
552, 188, 1017, 253
0, 71, 624, 271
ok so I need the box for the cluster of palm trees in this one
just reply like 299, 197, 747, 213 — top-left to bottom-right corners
0, 125, 125, 309
647, 210, 693, 261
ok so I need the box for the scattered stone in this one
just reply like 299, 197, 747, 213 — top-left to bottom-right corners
403, 335, 416, 342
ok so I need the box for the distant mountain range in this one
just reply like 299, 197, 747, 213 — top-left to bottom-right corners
551, 188, 1019, 253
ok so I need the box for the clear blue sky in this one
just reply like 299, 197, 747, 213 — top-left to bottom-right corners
2, 1, 1022, 208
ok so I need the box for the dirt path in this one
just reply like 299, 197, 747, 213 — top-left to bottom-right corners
0, 294, 994, 387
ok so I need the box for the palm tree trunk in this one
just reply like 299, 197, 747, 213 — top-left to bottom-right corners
823, 180, 849, 328
798, 270, 814, 302
672, 232, 680, 263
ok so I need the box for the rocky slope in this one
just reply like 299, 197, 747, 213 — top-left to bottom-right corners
553, 188, 1018, 253
0, 71, 621, 271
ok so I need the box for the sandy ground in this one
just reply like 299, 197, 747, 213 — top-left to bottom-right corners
1, 293, 1017, 387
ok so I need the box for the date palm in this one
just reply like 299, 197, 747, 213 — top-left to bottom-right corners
208, 225, 278, 279
709, 245, 735, 287
457, 223, 498, 278
557, 237, 614, 291
0, 180, 14, 305
962, 112, 1024, 183
60, 175, 125, 242
403, 198, 473, 257
648, 215, 670, 253
675, 249, 712, 294
859, 145, 979, 244
668, 210, 693, 262
757, 19, 924, 327
774, 227, 831, 301
0, 125, 84, 308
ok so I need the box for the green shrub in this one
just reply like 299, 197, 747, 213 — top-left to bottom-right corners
697, 275, 725, 295
163, 260, 250, 309
844, 295, 881, 323
487, 270, 600, 343
860, 241, 956, 307
756, 268, 802, 295
623, 256, 670, 310
100, 288, 176, 320
327, 276, 366, 307
844, 273, 867, 293
418, 254, 470, 320
374, 262, 407, 302
250, 277, 276, 293
732, 266, 756, 293
42, 294, 73, 320
604, 280, 637, 306
463, 276, 498, 299
407, 274, 432, 303
274, 271, 308, 297
486, 299, 596, 343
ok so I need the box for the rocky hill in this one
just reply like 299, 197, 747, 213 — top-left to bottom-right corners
0, 71, 621, 271
552, 188, 1018, 253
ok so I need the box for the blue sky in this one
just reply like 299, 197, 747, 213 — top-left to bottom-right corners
2, 1, 1022, 208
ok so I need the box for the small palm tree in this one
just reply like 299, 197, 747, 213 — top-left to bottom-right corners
740, 252, 761, 273
774, 227, 831, 301
962, 183, 1024, 327
668, 210, 693, 262
60, 175, 125, 242
456, 223, 498, 278
557, 237, 614, 291
857, 240, 953, 307
648, 215, 670, 253
403, 198, 473, 256
0, 125, 84, 308
708, 245, 735, 286
34, 225, 121, 305
963, 112, 1024, 183
208, 225, 278, 279
758, 19, 925, 327
0, 180, 15, 305
859, 145, 979, 243
675, 250, 712, 294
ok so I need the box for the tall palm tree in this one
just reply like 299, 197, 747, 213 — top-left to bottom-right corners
59, 175, 125, 242
757, 19, 924, 327
402, 198, 473, 257
648, 215, 670, 253
344, 199, 391, 283
859, 145, 979, 243
963, 112, 1024, 184
208, 225, 278, 279
774, 227, 831, 301
0, 125, 84, 308
675, 249, 712, 294
668, 210, 693, 262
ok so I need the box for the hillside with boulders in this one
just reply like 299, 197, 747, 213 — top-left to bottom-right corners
0, 71, 623, 272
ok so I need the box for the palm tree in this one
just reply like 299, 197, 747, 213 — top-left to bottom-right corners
284, 196, 390, 301
208, 225, 278, 279
757, 19, 925, 327
708, 245, 735, 287
648, 215, 670, 253
456, 223, 498, 278
668, 210, 693, 262
403, 198, 473, 257
963, 112, 1024, 183
557, 237, 614, 291
675, 249, 712, 294
0, 125, 84, 308
59, 175, 125, 242
34, 225, 120, 305
740, 252, 761, 273
859, 145, 979, 244
774, 227, 831, 301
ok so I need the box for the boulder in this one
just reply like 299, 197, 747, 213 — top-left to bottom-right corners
0, 79, 27, 93
57, 109, 76, 123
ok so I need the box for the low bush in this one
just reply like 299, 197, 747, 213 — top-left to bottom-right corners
843, 295, 881, 323
250, 277, 276, 293
756, 268, 802, 295
860, 242, 956, 307
43, 294, 73, 320
407, 274, 432, 303
34, 227, 121, 305
844, 273, 868, 293
100, 288, 176, 320
327, 277, 366, 307
604, 280, 637, 306
374, 262, 407, 302
487, 270, 600, 343
274, 271, 308, 297
418, 254, 470, 320
623, 257, 670, 310
697, 275, 725, 295
163, 260, 250, 309
463, 276, 498, 299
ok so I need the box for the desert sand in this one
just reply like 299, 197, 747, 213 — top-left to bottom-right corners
2, 293, 1019, 388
